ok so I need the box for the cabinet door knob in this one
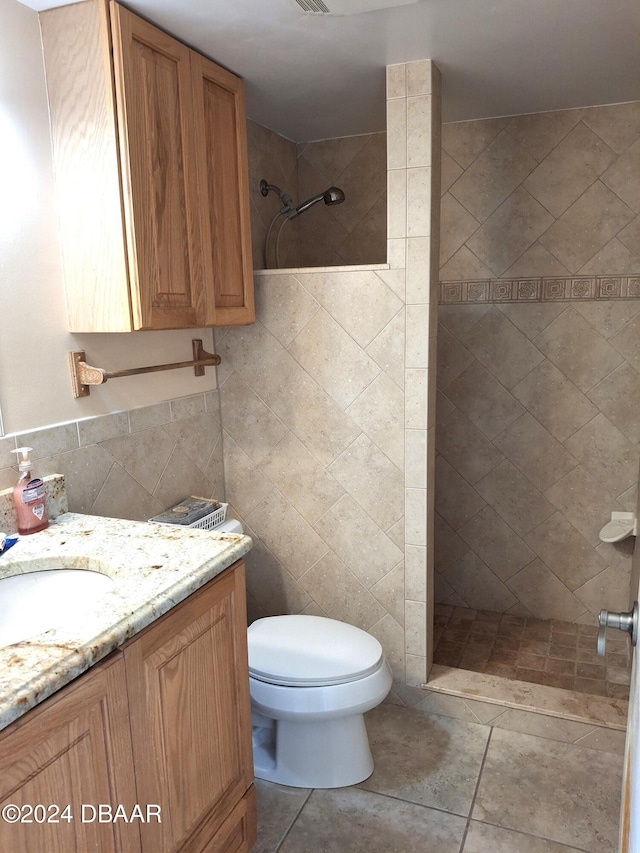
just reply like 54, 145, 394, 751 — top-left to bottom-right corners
596, 601, 638, 656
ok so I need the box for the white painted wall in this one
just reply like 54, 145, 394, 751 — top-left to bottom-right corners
0, 0, 216, 437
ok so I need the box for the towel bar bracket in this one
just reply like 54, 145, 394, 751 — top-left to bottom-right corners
68, 339, 221, 398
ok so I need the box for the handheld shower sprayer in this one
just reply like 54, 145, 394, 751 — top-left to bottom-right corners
260, 179, 345, 219
260, 178, 346, 268
294, 186, 346, 217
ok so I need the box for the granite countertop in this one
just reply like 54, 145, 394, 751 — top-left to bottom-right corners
0, 512, 252, 732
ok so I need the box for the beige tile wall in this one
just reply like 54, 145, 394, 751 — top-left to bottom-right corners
219, 61, 440, 696
247, 119, 300, 271
296, 133, 387, 267
436, 102, 640, 622
246, 120, 386, 269
251, 99, 640, 278
0, 392, 225, 523
436, 301, 640, 621
440, 102, 640, 281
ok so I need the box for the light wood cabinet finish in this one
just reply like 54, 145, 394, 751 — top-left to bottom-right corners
192, 53, 255, 327
125, 563, 255, 853
0, 652, 141, 853
110, 4, 207, 331
40, 0, 254, 332
0, 562, 255, 853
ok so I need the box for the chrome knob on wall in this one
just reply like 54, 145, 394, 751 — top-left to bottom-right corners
597, 601, 639, 656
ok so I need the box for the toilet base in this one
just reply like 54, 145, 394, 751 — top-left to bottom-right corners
252, 712, 374, 788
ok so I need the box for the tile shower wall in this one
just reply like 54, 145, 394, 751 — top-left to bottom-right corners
0, 392, 225, 522
435, 101, 640, 622
247, 119, 300, 271
440, 102, 640, 282
296, 133, 387, 267
246, 119, 386, 269
219, 61, 440, 694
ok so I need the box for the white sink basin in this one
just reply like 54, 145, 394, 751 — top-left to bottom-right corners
0, 569, 115, 646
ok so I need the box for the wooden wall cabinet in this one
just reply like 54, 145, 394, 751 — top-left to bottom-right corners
40, 0, 254, 332
0, 562, 256, 853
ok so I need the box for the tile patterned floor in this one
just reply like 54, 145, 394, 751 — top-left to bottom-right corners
433, 604, 631, 700
252, 703, 624, 852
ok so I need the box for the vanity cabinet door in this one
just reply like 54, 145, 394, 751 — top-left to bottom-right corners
124, 561, 255, 853
0, 652, 140, 853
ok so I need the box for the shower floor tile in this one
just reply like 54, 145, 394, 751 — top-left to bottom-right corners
433, 605, 631, 700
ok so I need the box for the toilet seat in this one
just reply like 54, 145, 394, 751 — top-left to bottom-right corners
248, 615, 384, 687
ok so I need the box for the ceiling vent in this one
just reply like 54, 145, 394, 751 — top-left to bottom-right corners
294, 0, 331, 11
291, 0, 422, 14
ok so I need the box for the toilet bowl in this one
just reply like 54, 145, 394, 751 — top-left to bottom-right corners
247, 614, 392, 788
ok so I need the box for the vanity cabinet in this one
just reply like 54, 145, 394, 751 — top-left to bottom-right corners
0, 651, 140, 853
40, 0, 254, 332
0, 561, 256, 853
124, 562, 255, 853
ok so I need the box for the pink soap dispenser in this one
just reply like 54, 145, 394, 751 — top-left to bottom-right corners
11, 447, 48, 535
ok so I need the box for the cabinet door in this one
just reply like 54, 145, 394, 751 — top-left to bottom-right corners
110, 3, 207, 330
191, 54, 255, 327
124, 562, 255, 853
39, 0, 134, 333
0, 652, 140, 853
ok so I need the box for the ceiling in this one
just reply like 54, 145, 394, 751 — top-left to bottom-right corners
20, 0, 640, 142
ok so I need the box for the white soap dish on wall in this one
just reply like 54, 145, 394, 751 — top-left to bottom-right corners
599, 511, 638, 543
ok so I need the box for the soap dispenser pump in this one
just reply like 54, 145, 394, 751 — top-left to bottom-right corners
10, 447, 48, 535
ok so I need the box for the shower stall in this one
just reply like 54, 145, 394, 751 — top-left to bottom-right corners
432, 102, 640, 703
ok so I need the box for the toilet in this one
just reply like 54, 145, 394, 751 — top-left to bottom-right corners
247, 614, 392, 788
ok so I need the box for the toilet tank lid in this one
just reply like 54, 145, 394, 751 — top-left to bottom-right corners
248, 615, 384, 686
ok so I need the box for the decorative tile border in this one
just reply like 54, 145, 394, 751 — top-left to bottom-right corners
440, 276, 640, 304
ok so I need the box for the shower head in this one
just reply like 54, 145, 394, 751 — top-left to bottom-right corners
293, 186, 345, 217
259, 178, 345, 220
260, 179, 346, 267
